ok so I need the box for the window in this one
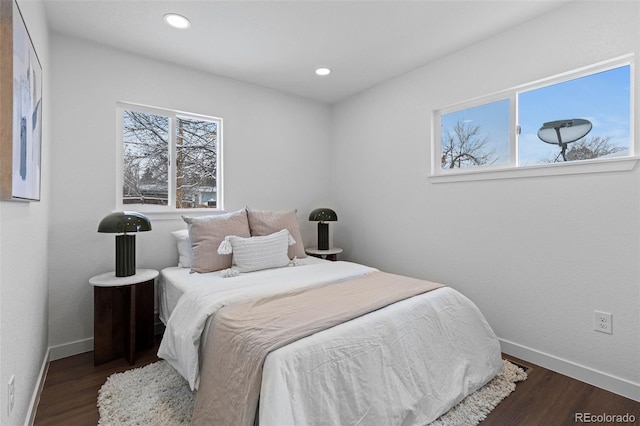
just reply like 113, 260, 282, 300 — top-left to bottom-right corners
434, 57, 633, 177
440, 98, 511, 169
117, 103, 222, 210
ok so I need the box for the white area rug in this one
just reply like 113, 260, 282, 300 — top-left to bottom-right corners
98, 359, 526, 425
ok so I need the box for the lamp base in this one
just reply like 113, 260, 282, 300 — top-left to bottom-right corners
317, 222, 329, 250
115, 234, 136, 277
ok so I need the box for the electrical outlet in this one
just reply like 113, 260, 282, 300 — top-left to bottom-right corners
7, 375, 14, 415
594, 310, 612, 334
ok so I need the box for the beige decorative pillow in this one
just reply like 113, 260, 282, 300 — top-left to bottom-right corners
183, 209, 251, 273
246, 208, 306, 259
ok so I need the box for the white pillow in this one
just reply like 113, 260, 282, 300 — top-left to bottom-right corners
218, 229, 295, 273
171, 229, 192, 268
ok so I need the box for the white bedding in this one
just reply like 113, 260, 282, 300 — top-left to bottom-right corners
158, 259, 375, 389
158, 260, 502, 425
158, 256, 327, 324
260, 287, 502, 425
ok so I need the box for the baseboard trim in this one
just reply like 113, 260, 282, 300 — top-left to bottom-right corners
48, 323, 164, 362
500, 338, 640, 402
24, 348, 50, 426
49, 338, 93, 361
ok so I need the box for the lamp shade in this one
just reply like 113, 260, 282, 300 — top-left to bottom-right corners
308, 208, 337, 222
98, 211, 152, 234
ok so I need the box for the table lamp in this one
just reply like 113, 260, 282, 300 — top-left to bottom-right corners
98, 211, 152, 277
308, 208, 337, 250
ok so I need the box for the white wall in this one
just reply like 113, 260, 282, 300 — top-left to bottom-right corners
47, 34, 332, 353
332, 1, 640, 399
0, 1, 50, 425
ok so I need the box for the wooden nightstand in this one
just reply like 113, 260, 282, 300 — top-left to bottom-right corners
305, 247, 343, 261
89, 269, 158, 365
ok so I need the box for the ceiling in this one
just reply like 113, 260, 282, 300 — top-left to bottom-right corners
43, 0, 570, 104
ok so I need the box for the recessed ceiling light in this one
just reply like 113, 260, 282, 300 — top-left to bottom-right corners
315, 67, 331, 76
164, 13, 191, 29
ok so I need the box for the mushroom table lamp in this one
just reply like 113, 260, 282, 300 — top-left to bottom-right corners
308, 208, 338, 250
98, 211, 152, 277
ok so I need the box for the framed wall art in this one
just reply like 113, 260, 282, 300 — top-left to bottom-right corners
0, 0, 43, 201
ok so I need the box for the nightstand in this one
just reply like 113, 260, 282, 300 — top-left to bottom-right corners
89, 269, 158, 365
305, 247, 343, 261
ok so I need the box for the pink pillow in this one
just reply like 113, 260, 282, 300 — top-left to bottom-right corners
246, 208, 306, 259
183, 208, 251, 273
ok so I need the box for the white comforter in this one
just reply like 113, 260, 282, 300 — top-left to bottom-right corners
158, 261, 502, 425
158, 261, 376, 389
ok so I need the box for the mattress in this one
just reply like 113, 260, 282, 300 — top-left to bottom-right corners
158, 256, 327, 324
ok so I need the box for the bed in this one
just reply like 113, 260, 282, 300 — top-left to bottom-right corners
157, 208, 503, 426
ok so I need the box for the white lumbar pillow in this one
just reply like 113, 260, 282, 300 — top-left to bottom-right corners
218, 229, 295, 274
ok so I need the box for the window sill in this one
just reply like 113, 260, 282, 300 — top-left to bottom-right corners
429, 157, 639, 183
119, 208, 225, 221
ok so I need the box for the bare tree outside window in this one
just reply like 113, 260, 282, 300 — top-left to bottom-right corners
176, 117, 217, 208
441, 120, 498, 169
123, 111, 169, 205
122, 109, 218, 208
543, 135, 626, 163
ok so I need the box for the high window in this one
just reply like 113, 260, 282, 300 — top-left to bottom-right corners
434, 57, 633, 177
117, 103, 222, 210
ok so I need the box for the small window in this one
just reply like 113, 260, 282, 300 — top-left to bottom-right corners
440, 98, 511, 169
434, 57, 633, 176
518, 66, 631, 166
118, 103, 222, 210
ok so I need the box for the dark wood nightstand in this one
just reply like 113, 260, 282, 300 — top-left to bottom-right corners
305, 247, 343, 261
89, 269, 158, 365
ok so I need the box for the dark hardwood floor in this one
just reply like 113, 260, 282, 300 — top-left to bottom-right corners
33, 342, 639, 425
484, 356, 639, 425
33, 340, 161, 426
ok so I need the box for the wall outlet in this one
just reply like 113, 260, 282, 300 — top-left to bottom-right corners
7, 375, 14, 415
594, 310, 612, 334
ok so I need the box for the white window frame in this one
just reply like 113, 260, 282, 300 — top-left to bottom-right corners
431, 55, 637, 183
116, 102, 224, 217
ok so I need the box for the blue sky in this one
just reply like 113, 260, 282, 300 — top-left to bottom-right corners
441, 99, 510, 166
441, 64, 631, 167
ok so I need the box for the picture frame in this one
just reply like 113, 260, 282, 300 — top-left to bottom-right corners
0, 0, 43, 201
